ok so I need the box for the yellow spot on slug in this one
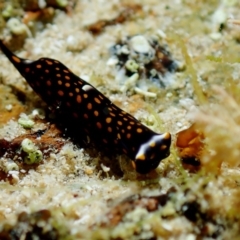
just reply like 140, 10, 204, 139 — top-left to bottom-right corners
36, 64, 42, 69
117, 133, 121, 139
137, 154, 145, 160
123, 118, 128, 121
117, 121, 123, 126
58, 80, 62, 85
107, 127, 112, 132
25, 68, 30, 72
83, 94, 88, 98
94, 97, 101, 104
150, 154, 155, 159
150, 142, 156, 147
75, 88, 80, 93
12, 56, 21, 63
160, 145, 167, 150
56, 74, 61, 77
46, 60, 53, 65
96, 122, 102, 129
65, 83, 70, 87
73, 112, 78, 118
106, 117, 112, 123
127, 133, 131, 139
65, 76, 70, 80
164, 132, 171, 140
46, 80, 51, 86
76, 95, 82, 103
69, 92, 73, 97
84, 114, 88, 119
130, 121, 135, 125
99, 95, 104, 100
87, 103, 92, 110
56, 67, 60, 71
94, 111, 99, 116
127, 126, 131, 130
137, 128, 142, 133
110, 112, 116, 117
58, 90, 64, 96
45, 69, 49, 73
63, 69, 69, 73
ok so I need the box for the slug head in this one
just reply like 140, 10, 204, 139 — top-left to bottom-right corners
132, 132, 171, 174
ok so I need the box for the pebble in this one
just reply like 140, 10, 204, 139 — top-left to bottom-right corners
31, 109, 45, 119
166, 92, 173, 98
176, 122, 183, 127
209, 32, 222, 40
156, 29, 167, 39
134, 87, 157, 98
129, 35, 152, 54
107, 57, 118, 66
38, 0, 47, 9
129, 35, 155, 64
120, 45, 130, 55
67, 35, 76, 48
5, 104, 12, 111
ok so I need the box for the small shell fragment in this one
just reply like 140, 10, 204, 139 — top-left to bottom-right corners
0, 158, 19, 172
125, 59, 139, 72
21, 138, 37, 153
18, 115, 35, 129
24, 150, 43, 164
21, 138, 43, 164
6, 18, 28, 36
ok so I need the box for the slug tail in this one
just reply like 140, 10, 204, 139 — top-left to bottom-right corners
0, 40, 30, 77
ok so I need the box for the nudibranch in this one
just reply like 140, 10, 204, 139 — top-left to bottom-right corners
0, 40, 171, 174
